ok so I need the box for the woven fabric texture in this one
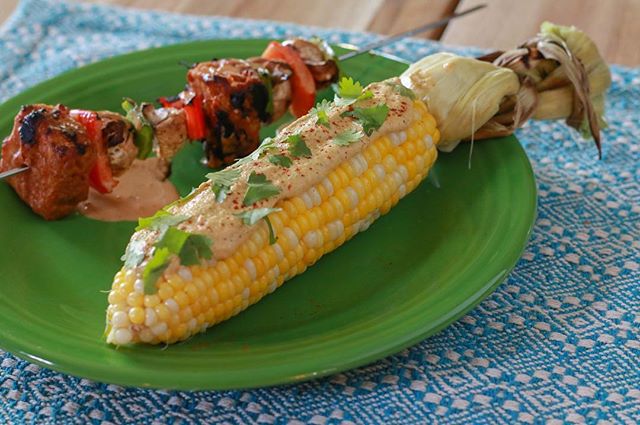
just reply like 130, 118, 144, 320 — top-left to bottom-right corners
1, 0, 639, 423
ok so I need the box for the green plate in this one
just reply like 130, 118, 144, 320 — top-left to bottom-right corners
0, 39, 536, 390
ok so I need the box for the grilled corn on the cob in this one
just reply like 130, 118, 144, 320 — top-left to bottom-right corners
106, 78, 439, 345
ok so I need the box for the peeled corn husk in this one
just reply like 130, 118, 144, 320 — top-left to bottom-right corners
401, 53, 536, 152
400, 22, 610, 157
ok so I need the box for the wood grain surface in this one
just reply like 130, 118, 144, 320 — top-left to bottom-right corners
0, 0, 638, 65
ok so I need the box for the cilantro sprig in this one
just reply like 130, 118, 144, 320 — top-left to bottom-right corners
136, 209, 187, 231
123, 210, 213, 294
268, 154, 293, 168
341, 104, 389, 136
310, 99, 331, 128
243, 172, 281, 206
235, 207, 282, 245
234, 137, 278, 167
286, 134, 312, 158
385, 81, 416, 100
333, 77, 373, 107
332, 129, 364, 146
206, 167, 241, 203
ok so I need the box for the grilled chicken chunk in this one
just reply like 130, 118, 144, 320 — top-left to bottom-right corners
0, 104, 95, 220
188, 59, 270, 167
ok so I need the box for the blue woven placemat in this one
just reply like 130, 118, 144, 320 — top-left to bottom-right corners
1, 0, 639, 423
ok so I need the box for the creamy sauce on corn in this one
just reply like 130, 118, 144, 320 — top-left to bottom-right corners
133, 79, 415, 260
78, 158, 179, 222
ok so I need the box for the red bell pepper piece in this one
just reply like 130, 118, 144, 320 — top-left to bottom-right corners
262, 41, 316, 117
70, 110, 117, 194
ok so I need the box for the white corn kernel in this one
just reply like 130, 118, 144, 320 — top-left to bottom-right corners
113, 328, 132, 345
398, 165, 409, 181
188, 318, 198, 331
273, 243, 284, 261
373, 164, 386, 180
244, 259, 257, 281
392, 171, 404, 187
151, 323, 168, 336
164, 299, 179, 313
271, 265, 280, 279
283, 228, 299, 247
303, 230, 323, 248
308, 186, 322, 206
423, 134, 433, 149
398, 184, 407, 197
268, 281, 278, 293
322, 178, 334, 196
327, 220, 345, 240
145, 307, 157, 327
133, 279, 144, 294
390, 132, 401, 146
300, 192, 313, 209
178, 267, 193, 282
111, 311, 129, 328
346, 187, 359, 208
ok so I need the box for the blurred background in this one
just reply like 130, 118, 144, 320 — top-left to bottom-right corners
1, 0, 638, 65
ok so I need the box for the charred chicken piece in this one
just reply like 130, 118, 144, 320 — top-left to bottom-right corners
0, 104, 95, 220
188, 59, 271, 168
282, 38, 340, 90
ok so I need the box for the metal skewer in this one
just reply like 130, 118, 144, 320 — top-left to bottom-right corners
337, 4, 487, 61
0, 166, 29, 180
0, 4, 485, 182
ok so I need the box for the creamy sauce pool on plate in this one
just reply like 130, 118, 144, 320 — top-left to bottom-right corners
78, 158, 179, 222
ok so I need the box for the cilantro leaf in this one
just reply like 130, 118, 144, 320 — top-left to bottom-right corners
310, 99, 331, 128
236, 207, 282, 245
268, 154, 293, 168
333, 77, 373, 107
243, 172, 281, 206
250, 137, 277, 160
206, 167, 241, 202
156, 226, 190, 253
121, 239, 147, 268
143, 247, 172, 294
341, 104, 389, 136
235, 137, 278, 167
155, 226, 213, 266
142, 227, 213, 293
332, 129, 364, 146
335, 77, 364, 99
286, 134, 312, 158
136, 210, 187, 231
235, 207, 282, 226
385, 81, 416, 100
179, 234, 213, 266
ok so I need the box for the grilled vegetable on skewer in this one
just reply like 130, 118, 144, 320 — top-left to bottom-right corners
0, 24, 610, 222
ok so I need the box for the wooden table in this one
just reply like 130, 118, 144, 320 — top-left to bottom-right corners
1, 0, 638, 66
